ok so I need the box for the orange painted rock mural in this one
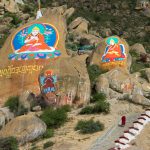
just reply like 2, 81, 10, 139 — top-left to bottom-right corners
90, 36, 129, 71
0, 8, 68, 104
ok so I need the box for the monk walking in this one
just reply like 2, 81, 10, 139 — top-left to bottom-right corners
121, 116, 126, 127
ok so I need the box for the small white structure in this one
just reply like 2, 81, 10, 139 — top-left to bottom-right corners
119, 136, 130, 144
129, 127, 140, 136
141, 114, 150, 122
124, 131, 135, 141
36, 10, 43, 19
115, 140, 130, 149
133, 121, 144, 131
138, 117, 148, 125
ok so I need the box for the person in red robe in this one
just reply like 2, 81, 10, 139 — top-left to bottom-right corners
121, 116, 126, 126
17, 26, 52, 53
102, 39, 126, 62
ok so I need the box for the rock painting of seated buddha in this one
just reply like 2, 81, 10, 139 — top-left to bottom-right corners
8, 23, 61, 60
102, 37, 126, 63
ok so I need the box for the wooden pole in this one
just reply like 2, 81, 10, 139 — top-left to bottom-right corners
38, 0, 41, 10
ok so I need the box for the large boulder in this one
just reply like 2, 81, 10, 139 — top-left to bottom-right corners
64, 7, 75, 19
0, 8, 68, 105
96, 68, 131, 99
39, 57, 91, 107
90, 36, 129, 71
132, 94, 150, 106
0, 115, 46, 145
130, 43, 146, 54
0, 107, 14, 128
0, 0, 19, 13
19, 91, 36, 112
145, 68, 150, 82
96, 67, 150, 105
68, 17, 89, 33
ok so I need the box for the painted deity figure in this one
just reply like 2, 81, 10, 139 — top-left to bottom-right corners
102, 37, 126, 62
17, 26, 54, 53
41, 70, 57, 94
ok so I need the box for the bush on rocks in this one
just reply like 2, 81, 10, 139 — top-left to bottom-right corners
90, 92, 106, 103
80, 106, 94, 114
42, 129, 54, 139
4, 96, 28, 116
40, 107, 68, 129
80, 92, 110, 114
93, 100, 110, 114
75, 119, 104, 134
43, 141, 54, 149
0, 137, 18, 150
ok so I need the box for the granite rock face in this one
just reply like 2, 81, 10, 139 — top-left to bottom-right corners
0, 114, 47, 145
0, 8, 68, 104
39, 57, 91, 107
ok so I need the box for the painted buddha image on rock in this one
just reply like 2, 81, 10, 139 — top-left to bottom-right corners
102, 37, 126, 63
9, 23, 61, 60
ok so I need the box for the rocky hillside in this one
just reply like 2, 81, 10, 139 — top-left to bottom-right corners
0, 1, 149, 150
0, 0, 149, 51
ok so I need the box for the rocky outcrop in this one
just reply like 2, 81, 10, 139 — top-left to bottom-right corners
145, 68, 150, 82
96, 68, 150, 106
39, 57, 91, 107
0, 107, 14, 128
19, 91, 36, 112
68, 17, 89, 34
0, 115, 46, 145
132, 94, 150, 106
130, 43, 146, 54
0, 8, 68, 105
0, 0, 19, 13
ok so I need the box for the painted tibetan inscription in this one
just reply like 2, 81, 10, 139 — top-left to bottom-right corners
8, 23, 61, 60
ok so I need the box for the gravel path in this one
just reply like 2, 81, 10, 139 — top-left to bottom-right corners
89, 113, 140, 150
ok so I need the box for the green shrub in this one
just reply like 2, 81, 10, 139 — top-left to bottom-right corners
80, 101, 110, 115
130, 61, 147, 73
80, 92, 110, 115
4, 12, 22, 25
30, 146, 40, 150
80, 106, 94, 114
43, 141, 54, 149
4, 96, 28, 116
75, 119, 104, 134
66, 43, 78, 51
0, 34, 9, 48
91, 92, 106, 103
0, 137, 18, 150
93, 101, 110, 114
61, 105, 71, 112
129, 51, 139, 58
42, 129, 54, 139
40, 107, 68, 128
4, 96, 19, 113
87, 65, 108, 84
140, 70, 148, 81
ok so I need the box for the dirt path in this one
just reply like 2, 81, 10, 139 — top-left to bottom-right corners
89, 113, 139, 150
20, 100, 145, 150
